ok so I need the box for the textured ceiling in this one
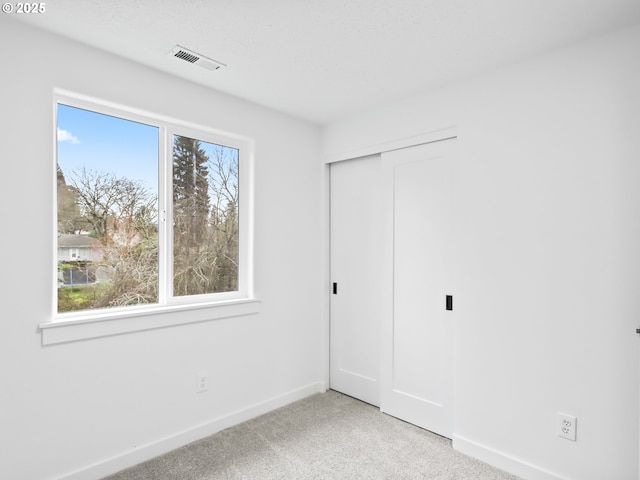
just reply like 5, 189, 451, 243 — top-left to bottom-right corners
11, 0, 640, 124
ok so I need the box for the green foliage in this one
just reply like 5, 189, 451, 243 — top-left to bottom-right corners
57, 134, 239, 313
173, 135, 211, 246
57, 163, 85, 233
173, 140, 239, 296
57, 284, 109, 312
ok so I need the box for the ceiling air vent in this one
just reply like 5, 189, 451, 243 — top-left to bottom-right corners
169, 45, 226, 71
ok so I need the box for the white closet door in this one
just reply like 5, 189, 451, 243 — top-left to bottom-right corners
380, 139, 457, 438
329, 155, 382, 406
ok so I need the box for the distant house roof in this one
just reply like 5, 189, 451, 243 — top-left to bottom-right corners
58, 234, 102, 248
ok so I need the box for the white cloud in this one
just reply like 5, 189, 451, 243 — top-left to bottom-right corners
57, 128, 80, 144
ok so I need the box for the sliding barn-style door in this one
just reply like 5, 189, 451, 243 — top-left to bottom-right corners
329, 155, 382, 407
380, 139, 456, 438
330, 138, 456, 438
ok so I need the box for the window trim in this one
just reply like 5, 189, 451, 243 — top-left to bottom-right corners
164, 125, 248, 305
42, 89, 258, 344
40, 298, 261, 345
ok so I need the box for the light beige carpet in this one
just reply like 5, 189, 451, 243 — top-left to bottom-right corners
103, 390, 520, 480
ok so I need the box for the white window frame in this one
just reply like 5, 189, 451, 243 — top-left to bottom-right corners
41, 89, 259, 345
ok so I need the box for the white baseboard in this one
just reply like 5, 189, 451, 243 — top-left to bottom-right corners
453, 434, 567, 480
57, 382, 327, 480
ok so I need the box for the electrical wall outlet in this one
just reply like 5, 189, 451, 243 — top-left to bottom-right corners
558, 413, 577, 441
196, 371, 208, 393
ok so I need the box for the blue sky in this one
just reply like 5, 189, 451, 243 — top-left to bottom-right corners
57, 104, 159, 192
57, 104, 239, 198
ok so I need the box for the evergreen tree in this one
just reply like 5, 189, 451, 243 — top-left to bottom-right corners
56, 163, 84, 233
172, 135, 212, 295
172, 136, 211, 245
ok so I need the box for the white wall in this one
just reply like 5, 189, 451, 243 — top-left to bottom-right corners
324, 24, 640, 480
0, 18, 325, 480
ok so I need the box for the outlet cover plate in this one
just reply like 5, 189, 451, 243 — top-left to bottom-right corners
558, 412, 577, 441
196, 371, 208, 393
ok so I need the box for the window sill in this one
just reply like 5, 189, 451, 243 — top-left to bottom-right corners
39, 298, 261, 346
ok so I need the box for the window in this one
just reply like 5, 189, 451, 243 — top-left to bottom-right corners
54, 93, 252, 322
171, 135, 239, 298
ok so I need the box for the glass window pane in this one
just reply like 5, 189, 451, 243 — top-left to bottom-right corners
56, 104, 159, 313
172, 135, 239, 296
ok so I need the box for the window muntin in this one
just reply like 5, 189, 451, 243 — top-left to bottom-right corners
55, 97, 248, 318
